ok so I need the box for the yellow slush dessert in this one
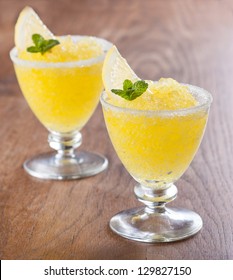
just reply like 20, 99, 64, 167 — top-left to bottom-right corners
12, 7, 106, 133
10, 6, 110, 180
102, 46, 208, 186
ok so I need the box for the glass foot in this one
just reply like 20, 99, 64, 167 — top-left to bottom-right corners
110, 206, 203, 243
24, 151, 108, 180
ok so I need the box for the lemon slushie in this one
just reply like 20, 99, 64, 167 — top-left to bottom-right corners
10, 6, 110, 180
103, 79, 208, 185
15, 37, 104, 133
101, 43, 212, 243
102, 46, 209, 186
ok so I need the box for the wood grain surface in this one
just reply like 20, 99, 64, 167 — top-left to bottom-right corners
0, 0, 233, 260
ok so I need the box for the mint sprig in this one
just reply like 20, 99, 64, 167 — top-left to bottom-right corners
111, 79, 148, 101
27, 34, 60, 54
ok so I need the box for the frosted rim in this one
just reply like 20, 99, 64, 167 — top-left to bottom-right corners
101, 84, 213, 116
10, 36, 112, 68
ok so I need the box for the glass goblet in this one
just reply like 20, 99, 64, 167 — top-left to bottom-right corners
10, 36, 112, 180
101, 84, 212, 242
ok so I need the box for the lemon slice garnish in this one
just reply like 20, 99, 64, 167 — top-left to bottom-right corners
102, 45, 154, 98
15, 6, 54, 51
102, 46, 139, 93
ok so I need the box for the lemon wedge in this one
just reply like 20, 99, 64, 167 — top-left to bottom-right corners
102, 45, 154, 98
15, 6, 54, 51
102, 46, 139, 93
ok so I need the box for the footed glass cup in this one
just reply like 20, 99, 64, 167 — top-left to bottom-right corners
101, 84, 212, 242
10, 36, 112, 180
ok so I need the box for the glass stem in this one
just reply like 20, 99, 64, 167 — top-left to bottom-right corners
134, 183, 177, 213
48, 131, 82, 162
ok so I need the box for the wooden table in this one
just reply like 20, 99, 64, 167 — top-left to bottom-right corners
0, 0, 232, 260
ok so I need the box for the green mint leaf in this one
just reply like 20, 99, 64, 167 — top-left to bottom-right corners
133, 80, 148, 93
123, 79, 133, 91
32, 34, 44, 47
27, 34, 60, 54
128, 90, 144, 100
111, 79, 148, 101
41, 39, 60, 54
26, 46, 40, 53
111, 89, 132, 100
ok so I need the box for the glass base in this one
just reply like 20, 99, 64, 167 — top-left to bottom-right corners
24, 151, 108, 180
110, 206, 203, 243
